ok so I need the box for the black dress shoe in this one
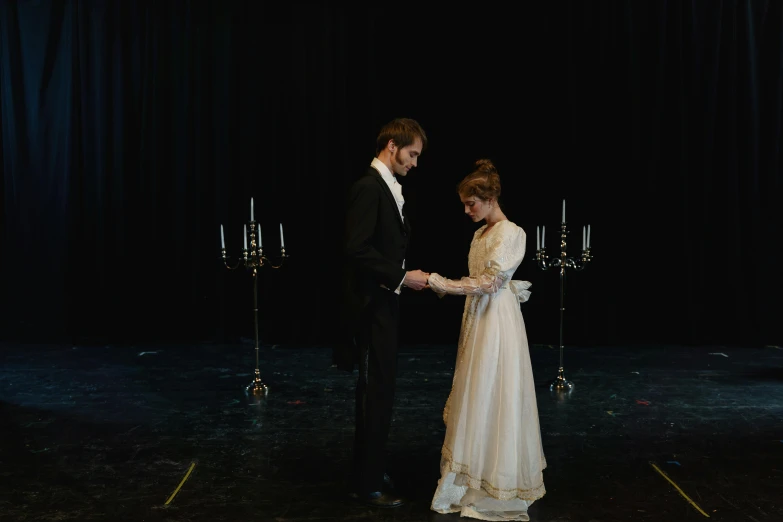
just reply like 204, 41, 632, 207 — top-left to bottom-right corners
352, 490, 405, 508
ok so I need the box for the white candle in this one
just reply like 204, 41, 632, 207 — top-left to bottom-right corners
250, 198, 254, 221
220, 224, 225, 249
536, 226, 540, 250
587, 224, 591, 248
542, 226, 545, 248
279, 223, 285, 248
257, 225, 262, 248
562, 199, 566, 223
243, 224, 247, 250
582, 226, 586, 250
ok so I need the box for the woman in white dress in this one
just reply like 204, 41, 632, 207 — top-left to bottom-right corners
427, 159, 546, 521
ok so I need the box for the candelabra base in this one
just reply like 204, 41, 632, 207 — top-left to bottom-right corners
246, 369, 269, 396
549, 367, 574, 393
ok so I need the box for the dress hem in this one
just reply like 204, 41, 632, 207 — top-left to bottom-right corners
441, 445, 547, 502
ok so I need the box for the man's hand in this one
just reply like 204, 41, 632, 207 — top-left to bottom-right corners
403, 269, 430, 291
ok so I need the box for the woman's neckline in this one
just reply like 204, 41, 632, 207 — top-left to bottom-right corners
479, 218, 509, 239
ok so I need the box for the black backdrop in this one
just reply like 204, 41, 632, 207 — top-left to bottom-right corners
1, 1, 781, 349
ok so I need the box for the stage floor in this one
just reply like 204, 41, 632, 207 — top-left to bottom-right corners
1, 340, 781, 522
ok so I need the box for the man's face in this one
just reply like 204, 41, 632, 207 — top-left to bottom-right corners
390, 137, 423, 177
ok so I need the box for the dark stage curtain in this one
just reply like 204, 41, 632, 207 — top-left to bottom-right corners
1, 1, 780, 349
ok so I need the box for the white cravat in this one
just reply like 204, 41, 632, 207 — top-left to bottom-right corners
371, 157, 405, 220
391, 178, 404, 207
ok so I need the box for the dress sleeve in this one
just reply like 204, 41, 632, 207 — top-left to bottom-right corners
427, 263, 504, 296
428, 224, 527, 296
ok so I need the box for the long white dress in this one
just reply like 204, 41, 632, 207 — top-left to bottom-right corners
428, 220, 546, 522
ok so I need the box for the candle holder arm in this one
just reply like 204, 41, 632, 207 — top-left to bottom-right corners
221, 248, 247, 270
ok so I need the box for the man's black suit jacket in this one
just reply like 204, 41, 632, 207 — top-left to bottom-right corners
333, 166, 411, 372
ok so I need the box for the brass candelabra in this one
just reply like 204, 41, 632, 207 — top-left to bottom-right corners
535, 199, 592, 394
220, 209, 287, 396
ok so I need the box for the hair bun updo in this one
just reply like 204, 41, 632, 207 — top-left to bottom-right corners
458, 158, 502, 201
474, 158, 497, 176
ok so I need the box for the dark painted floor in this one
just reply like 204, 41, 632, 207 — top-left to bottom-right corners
1, 340, 782, 522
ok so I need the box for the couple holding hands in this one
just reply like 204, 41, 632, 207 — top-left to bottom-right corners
334, 118, 546, 521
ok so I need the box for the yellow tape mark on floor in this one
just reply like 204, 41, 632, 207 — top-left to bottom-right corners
649, 461, 710, 517
164, 461, 196, 506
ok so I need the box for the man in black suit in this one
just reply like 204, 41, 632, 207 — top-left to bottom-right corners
335, 117, 430, 508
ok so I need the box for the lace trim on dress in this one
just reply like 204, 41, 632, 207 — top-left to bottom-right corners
441, 445, 547, 502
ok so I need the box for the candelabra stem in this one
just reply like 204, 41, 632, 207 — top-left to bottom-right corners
246, 267, 268, 396
559, 265, 565, 370
550, 231, 574, 393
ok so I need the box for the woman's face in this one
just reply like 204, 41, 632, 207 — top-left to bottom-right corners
460, 194, 492, 222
